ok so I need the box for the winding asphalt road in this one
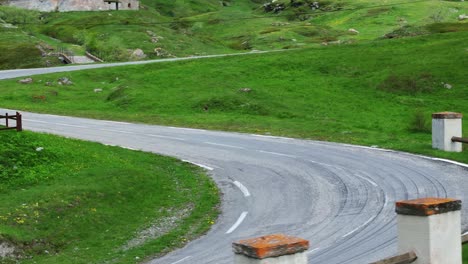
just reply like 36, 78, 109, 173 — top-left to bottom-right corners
1, 109, 467, 264
1, 57, 467, 263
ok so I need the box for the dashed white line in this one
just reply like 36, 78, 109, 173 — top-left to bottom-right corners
170, 256, 192, 264
145, 134, 186, 141
308, 160, 334, 167
182, 160, 214, 171
307, 248, 321, 255
342, 216, 376, 238
233, 181, 251, 197
121, 146, 137, 151
258, 150, 296, 158
204, 142, 245, 149
226, 211, 248, 234
355, 174, 378, 187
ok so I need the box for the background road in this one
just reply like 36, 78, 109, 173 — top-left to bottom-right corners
0, 51, 273, 80
1, 109, 467, 264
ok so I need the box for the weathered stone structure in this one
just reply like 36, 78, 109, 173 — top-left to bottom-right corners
4, 0, 139, 12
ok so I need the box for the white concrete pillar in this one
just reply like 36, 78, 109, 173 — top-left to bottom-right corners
233, 234, 309, 264
396, 198, 462, 264
432, 112, 463, 152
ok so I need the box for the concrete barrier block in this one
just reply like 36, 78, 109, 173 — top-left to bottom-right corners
432, 112, 462, 152
233, 234, 309, 264
396, 198, 462, 264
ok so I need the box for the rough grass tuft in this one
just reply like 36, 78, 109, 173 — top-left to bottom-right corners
378, 73, 437, 95
409, 111, 431, 133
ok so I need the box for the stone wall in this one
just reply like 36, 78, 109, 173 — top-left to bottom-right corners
7, 0, 139, 12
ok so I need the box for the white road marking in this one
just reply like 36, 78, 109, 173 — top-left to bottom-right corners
258, 150, 296, 158
250, 134, 292, 140
121, 146, 137, 151
98, 128, 136, 134
168, 126, 206, 132
55, 123, 88, 128
342, 216, 376, 238
23, 119, 50, 124
182, 160, 214, 171
355, 174, 378, 187
308, 160, 334, 167
145, 134, 186, 141
204, 142, 244, 149
170, 256, 192, 264
307, 248, 320, 255
233, 181, 251, 197
430, 158, 468, 169
101, 120, 131, 125
226, 211, 248, 234
462, 231, 468, 236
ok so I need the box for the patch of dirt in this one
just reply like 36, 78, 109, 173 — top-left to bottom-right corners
122, 205, 194, 251
0, 242, 16, 258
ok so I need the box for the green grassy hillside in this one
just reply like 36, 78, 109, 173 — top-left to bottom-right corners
1, 30, 467, 163
464, 244, 467, 263
0, 0, 466, 69
0, 130, 219, 263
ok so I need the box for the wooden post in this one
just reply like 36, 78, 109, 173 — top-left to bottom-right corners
16, 112, 22, 132
5, 113, 8, 128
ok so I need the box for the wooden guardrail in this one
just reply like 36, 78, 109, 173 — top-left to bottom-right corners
85, 51, 104, 63
370, 251, 417, 264
0, 112, 22, 132
452, 137, 468, 144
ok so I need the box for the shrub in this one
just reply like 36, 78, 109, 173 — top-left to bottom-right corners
409, 111, 431, 133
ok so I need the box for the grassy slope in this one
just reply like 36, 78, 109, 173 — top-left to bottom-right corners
465, 244, 467, 263
0, 0, 466, 68
0, 30, 467, 163
0, 130, 219, 263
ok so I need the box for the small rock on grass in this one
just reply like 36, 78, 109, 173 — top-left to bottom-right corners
18, 77, 33, 84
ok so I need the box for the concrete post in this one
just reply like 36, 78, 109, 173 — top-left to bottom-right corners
233, 234, 309, 264
396, 198, 462, 264
432, 112, 463, 152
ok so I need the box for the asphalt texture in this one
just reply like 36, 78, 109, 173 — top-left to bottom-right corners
1, 109, 467, 264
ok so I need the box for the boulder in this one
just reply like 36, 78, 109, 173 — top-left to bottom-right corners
459, 14, 468, 20
131, 48, 147, 60
58, 77, 73, 85
18, 77, 33, 84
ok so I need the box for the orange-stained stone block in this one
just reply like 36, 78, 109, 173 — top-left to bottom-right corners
432, 112, 463, 119
232, 234, 309, 259
396, 197, 461, 216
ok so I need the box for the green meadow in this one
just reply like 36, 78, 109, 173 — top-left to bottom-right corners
1, 30, 467, 162
0, 131, 219, 263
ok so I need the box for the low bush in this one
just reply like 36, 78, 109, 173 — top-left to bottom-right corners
378, 73, 437, 95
